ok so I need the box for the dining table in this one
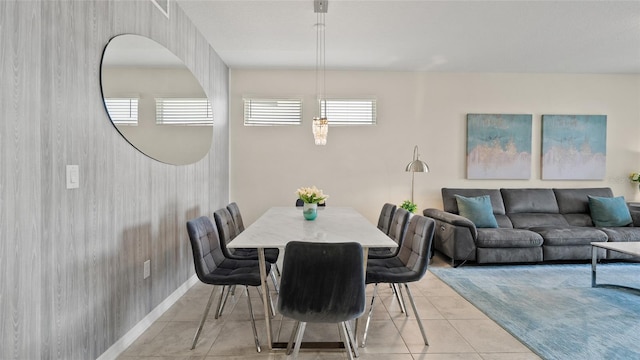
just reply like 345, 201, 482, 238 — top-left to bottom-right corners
227, 206, 398, 350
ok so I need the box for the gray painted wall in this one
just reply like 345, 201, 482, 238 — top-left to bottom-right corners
0, 1, 229, 359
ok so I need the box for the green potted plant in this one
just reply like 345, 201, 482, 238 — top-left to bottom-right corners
400, 200, 417, 214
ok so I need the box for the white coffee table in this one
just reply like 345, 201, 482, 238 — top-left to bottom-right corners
591, 241, 640, 287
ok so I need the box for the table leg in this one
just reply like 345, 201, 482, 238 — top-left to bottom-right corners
354, 247, 369, 347
591, 245, 598, 287
258, 248, 273, 349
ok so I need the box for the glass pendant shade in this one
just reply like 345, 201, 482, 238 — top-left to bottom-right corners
312, 117, 328, 145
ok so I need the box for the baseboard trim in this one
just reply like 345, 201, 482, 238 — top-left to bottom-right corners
96, 274, 199, 360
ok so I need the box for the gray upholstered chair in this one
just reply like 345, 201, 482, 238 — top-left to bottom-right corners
278, 241, 365, 360
186, 216, 269, 352
362, 214, 436, 347
376, 203, 397, 235
213, 207, 280, 316
368, 207, 410, 259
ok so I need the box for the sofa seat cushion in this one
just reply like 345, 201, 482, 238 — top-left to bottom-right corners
508, 213, 569, 228
476, 228, 543, 248
599, 227, 640, 242
529, 226, 607, 245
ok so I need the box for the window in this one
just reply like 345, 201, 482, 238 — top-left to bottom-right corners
244, 98, 302, 126
104, 98, 139, 125
155, 98, 213, 125
320, 99, 377, 125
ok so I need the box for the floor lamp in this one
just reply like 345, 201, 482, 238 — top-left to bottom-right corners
405, 145, 429, 203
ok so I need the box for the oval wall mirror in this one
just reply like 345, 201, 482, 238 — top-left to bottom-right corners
100, 34, 213, 165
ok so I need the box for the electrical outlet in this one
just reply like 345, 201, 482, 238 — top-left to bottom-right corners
143, 260, 151, 279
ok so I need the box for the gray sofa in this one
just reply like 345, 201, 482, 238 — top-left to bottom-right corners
423, 187, 640, 266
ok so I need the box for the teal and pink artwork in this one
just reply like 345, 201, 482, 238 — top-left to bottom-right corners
542, 115, 607, 180
467, 114, 532, 179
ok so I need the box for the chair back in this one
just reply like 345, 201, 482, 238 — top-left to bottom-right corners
213, 208, 238, 258
377, 203, 397, 234
186, 216, 226, 283
397, 215, 436, 282
278, 241, 365, 323
227, 202, 245, 233
388, 207, 410, 246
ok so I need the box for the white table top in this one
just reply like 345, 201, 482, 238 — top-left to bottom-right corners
591, 241, 640, 257
228, 206, 398, 249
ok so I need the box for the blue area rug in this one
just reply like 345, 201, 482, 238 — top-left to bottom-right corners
430, 263, 640, 360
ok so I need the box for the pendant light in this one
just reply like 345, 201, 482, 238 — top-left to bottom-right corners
312, 0, 329, 145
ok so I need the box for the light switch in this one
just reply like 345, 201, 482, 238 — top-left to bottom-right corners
66, 165, 79, 189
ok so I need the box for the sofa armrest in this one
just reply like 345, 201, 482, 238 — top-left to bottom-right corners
422, 209, 476, 240
631, 209, 640, 227
423, 208, 477, 239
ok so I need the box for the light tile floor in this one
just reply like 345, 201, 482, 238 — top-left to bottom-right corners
118, 254, 541, 360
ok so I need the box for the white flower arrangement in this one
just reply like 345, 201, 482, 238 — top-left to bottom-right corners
630, 173, 640, 183
296, 186, 328, 204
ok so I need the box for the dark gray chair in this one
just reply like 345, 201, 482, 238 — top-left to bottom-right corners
278, 241, 365, 360
213, 207, 280, 315
186, 216, 270, 352
368, 207, 410, 259
362, 214, 436, 347
376, 203, 397, 235
226, 202, 245, 232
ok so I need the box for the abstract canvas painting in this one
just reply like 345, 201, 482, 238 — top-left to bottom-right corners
542, 115, 607, 180
467, 114, 532, 179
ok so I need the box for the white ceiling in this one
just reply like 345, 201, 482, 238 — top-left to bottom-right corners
176, 0, 640, 74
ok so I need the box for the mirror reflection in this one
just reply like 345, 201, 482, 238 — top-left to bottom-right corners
100, 34, 213, 165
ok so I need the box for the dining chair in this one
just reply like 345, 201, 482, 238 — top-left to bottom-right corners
361, 214, 436, 347
376, 203, 397, 235
186, 216, 270, 352
368, 207, 409, 259
278, 241, 365, 360
213, 207, 280, 315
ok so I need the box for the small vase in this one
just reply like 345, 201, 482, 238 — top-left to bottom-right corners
303, 202, 318, 221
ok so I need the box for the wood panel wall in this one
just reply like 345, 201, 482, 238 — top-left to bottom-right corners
0, 1, 229, 359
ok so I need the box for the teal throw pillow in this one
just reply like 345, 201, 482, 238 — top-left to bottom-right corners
588, 195, 632, 227
454, 195, 499, 228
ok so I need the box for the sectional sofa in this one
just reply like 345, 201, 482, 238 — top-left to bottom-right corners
423, 187, 640, 266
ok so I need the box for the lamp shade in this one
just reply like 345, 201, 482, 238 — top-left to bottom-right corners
405, 145, 429, 173
406, 159, 429, 173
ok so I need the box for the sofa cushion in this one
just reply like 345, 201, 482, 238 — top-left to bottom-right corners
455, 195, 499, 228
529, 226, 607, 245
599, 227, 640, 242
588, 196, 632, 227
442, 188, 506, 215
508, 213, 569, 228
476, 228, 543, 248
554, 188, 613, 214
501, 188, 559, 214
561, 214, 594, 227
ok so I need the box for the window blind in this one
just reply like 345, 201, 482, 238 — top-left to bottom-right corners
320, 99, 377, 125
244, 98, 302, 126
155, 98, 213, 125
104, 98, 139, 125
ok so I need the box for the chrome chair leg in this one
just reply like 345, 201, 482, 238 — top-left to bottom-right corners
361, 283, 379, 347
291, 321, 307, 359
245, 286, 262, 352
191, 286, 217, 350
343, 320, 359, 358
216, 285, 231, 319
269, 267, 280, 294
256, 284, 276, 318
404, 283, 429, 345
340, 322, 355, 360
286, 321, 300, 355
391, 283, 407, 314
396, 283, 409, 317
